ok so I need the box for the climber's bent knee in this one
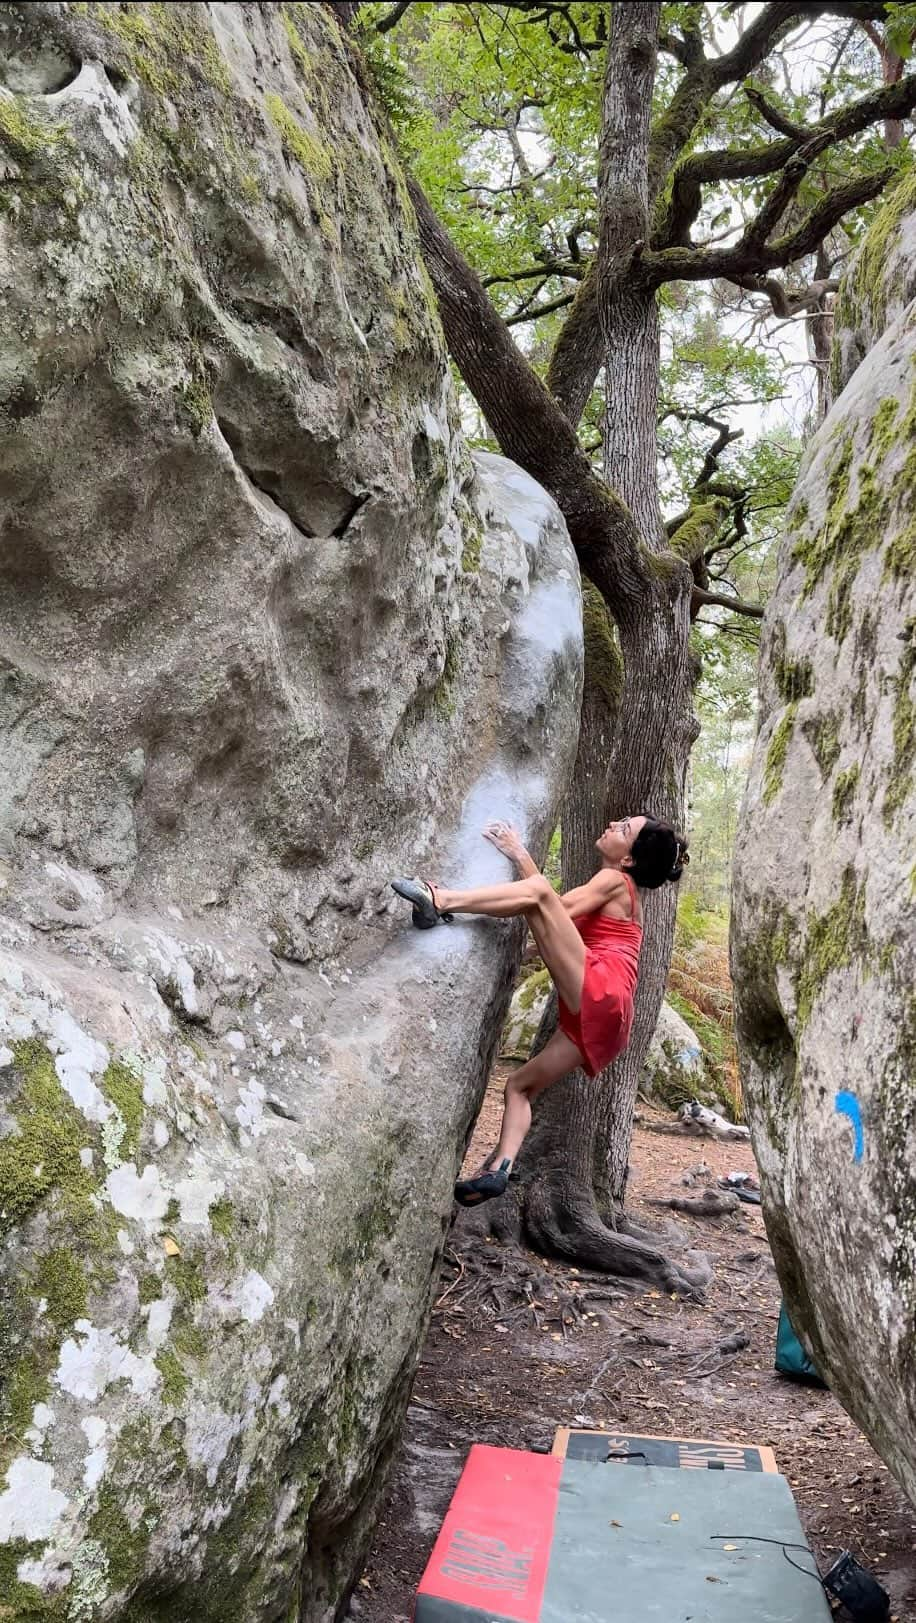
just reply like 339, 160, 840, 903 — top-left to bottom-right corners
524, 873, 554, 910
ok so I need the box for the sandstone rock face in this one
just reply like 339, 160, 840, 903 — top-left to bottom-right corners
0, 7, 583, 1619
732, 177, 916, 1502
831, 170, 916, 402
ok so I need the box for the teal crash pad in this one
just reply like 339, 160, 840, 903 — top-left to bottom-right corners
543, 1458, 831, 1622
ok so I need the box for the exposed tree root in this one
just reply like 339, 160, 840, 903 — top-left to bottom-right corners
451, 1168, 710, 1301
435, 1234, 626, 1338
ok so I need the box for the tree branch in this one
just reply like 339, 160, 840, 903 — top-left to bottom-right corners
544, 259, 605, 425
546, 4, 908, 424
658, 29, 699, 67
769, 164, 894, 261
406, 177, 661, 614
376, 0, 411, 31
659, 68, 916, 249
506, 291, 576, 326
745, 84, 811, 140
660, 409, 745, 486
691, 587, 764, 618
729, 273, 839, 318
699, 422, 744, 485
644, 165, 894, 283
482, 259, 584, 288
741, 130, 833, 251
713, 2, 893, 86
712, 2, 813, 85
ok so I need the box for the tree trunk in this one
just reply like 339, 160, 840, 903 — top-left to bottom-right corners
808, 242, 834, 422
502, 5, 700, 1289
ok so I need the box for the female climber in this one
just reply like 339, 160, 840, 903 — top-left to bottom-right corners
391, 814, 688, 1206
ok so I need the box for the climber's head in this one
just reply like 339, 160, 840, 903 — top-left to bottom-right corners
597, 814, 689, 889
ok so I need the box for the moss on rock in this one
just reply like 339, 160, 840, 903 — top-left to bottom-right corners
460, 516, 484, 573
837, 169, 916, 342
208, 1197, 234, 1238
803, 710, 842, 779
154, 1347, 189, 1407
101, 1059, 145, 1162
137, 1271, 163, 1305
32, 1246, 89, 1331
832, 764, 861, 824
0, 1039, 94, 1237
165, 1253, 206, 1305
84, 1, 232, 99
772, 622, 814, 704
795, 867, 869, 1030
884, 620, 915, 825
88, 1480, 152, 1595
0, 95, 64, 163
763, 703, 798, 805
0, 1538, 68, 1618
266, 93, 334, 184
791, 372, 916, 652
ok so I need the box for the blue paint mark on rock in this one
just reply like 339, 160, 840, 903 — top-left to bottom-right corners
835, 1091, 864, 1161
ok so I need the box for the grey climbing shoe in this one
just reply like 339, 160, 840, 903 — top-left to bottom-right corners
454, 1158, 511, 1206
390, 878, 453, 929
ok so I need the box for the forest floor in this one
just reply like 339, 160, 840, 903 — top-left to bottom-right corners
350, 1063, 916, 1623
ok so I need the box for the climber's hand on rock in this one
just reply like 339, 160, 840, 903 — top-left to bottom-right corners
483, 821, 524, 861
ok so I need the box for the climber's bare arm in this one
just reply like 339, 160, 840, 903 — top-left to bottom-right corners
482, 821, 539, 877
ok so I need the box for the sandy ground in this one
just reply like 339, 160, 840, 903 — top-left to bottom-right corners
348, 1066, 916, 1622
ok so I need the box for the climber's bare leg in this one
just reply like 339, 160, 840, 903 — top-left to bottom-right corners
435, 874, 586, 1013
457, 1029, 584, 1203
494, 1029, 584, 1166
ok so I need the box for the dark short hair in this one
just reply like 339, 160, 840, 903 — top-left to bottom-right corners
627, 815, 689, 890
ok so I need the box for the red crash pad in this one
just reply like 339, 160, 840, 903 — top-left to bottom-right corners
414, 1444, 561, 1623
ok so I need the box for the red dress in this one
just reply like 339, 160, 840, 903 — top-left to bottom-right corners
557, 872, 642, 1078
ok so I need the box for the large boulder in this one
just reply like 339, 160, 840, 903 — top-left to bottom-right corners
732, 175, 916, 1502
0, 7, 583, 1620
641, 1000, 721, 1113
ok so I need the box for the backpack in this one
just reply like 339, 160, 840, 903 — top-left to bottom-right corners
775, 1301, 827, 1386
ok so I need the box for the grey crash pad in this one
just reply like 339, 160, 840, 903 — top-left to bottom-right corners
541, 1459, 831, 1623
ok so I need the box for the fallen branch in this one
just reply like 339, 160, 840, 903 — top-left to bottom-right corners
685, 1328, 751, 1377
646, 1189, 741, 1218
677, 1101, 751, 1141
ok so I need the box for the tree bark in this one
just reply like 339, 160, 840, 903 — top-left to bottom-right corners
555, 5, 695, 1212
507, 6, 698, 1284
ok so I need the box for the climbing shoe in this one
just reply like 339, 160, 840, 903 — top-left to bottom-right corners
390, 877, 453, 929
454, 1159, 511, 1206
